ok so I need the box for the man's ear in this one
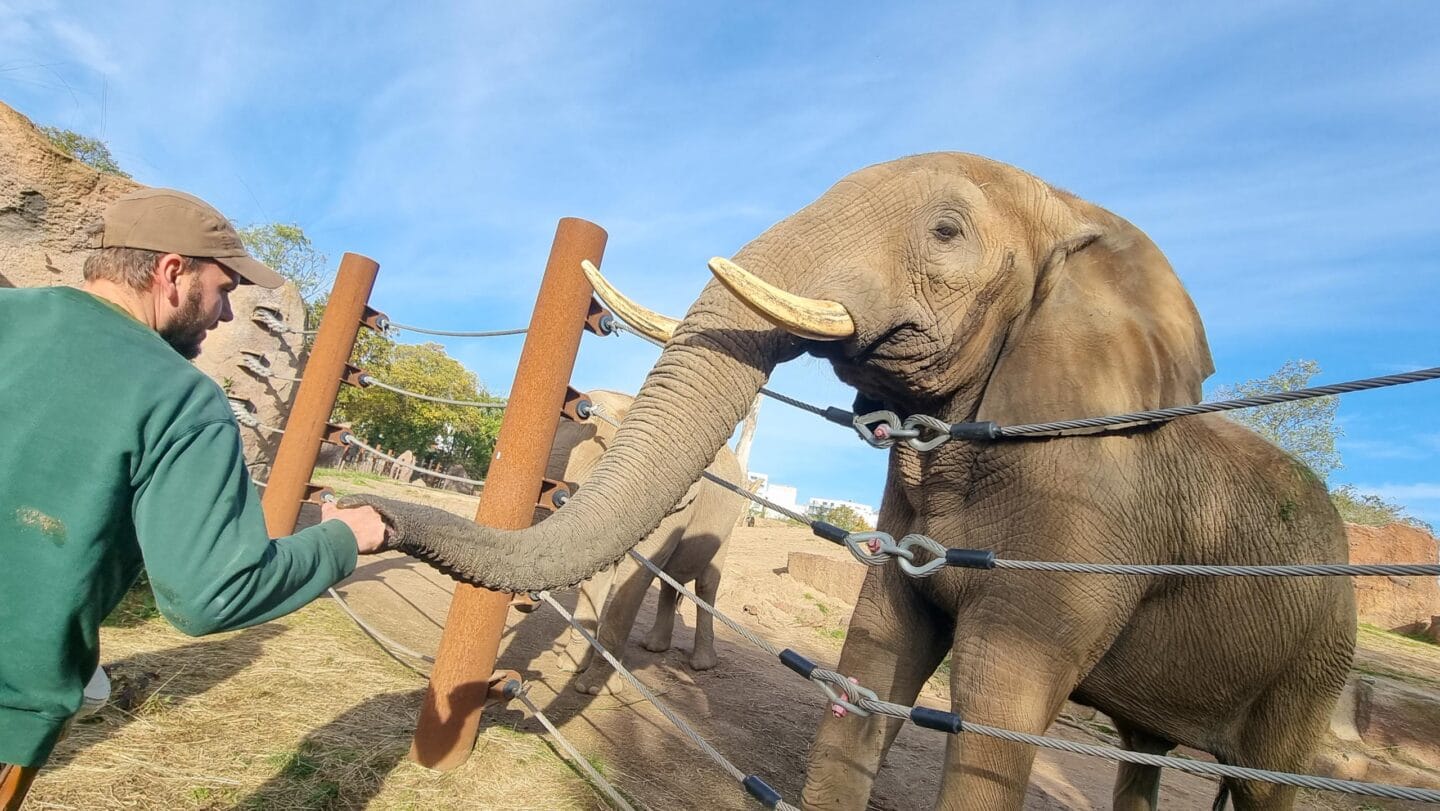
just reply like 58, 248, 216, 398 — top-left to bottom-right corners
153, 253, 187, 304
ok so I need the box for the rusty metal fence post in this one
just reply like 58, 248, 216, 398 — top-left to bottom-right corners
410, 218, 606, 770
261, 253, 380, 536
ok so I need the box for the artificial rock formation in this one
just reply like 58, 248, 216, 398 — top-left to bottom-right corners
1347, 522, 1440, 634
0, 100, 306, 469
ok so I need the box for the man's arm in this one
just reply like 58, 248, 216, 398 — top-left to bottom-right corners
132, 419, 380, 636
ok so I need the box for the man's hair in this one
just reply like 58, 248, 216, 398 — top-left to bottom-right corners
82, 247, 203, 290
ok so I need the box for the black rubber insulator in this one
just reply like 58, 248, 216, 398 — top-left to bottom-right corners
948, 421, 1002, 441
743, 775, 783, 808
811, 521, 849, 545
945, 548, 996, 569
823, 406, 856, 426
911, 706, 963, 734
779, 648, 816, 679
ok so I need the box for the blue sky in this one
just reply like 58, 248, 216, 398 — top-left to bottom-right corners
4, 1, 1438, 523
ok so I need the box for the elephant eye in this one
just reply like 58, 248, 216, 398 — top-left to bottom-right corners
931, 220, 963, 242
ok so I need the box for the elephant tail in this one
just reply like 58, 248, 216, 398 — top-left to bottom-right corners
1210, 783, 1231, 810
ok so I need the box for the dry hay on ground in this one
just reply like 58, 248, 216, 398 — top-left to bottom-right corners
25, 591, 611, 810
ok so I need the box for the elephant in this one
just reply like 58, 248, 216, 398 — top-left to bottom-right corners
347, 153, 1355, 810
543, 389, 746, 694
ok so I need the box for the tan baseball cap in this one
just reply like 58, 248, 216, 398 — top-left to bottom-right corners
96, 188, 285, 288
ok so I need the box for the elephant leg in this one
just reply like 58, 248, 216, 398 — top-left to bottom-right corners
1111, 720, 1174, 811
932, 636, 1085, 811
687, 560, 722, 670
800, 566, 951, 811
573, 555, 657, 695
643, 579, 680, 653
559, 565, 615, 672
1220, 649, 1347, 811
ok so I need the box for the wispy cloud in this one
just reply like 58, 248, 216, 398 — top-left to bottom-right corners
3, 1, 1437, 506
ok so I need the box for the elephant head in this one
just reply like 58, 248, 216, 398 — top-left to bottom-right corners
349, 152, 1214, 590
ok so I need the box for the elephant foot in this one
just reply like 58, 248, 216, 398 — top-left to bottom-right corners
641, 634, 672, 653
689, 648, 717, 671
572, 666, 622, 696
556, 643, 594, 673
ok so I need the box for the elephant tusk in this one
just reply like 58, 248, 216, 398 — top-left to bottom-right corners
706, 257, 856, 341
581, 260, 679, 343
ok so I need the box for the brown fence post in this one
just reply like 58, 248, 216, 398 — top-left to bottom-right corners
410, 218, 606, 770
261, 253, 380, 536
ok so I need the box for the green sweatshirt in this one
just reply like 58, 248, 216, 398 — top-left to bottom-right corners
0, 286, 357, 767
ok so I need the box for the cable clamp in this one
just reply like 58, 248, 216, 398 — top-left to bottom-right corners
843, 530, 912, 567
853, 410, 918, 448
896, 534, 950, 577
812, 669, 876, 718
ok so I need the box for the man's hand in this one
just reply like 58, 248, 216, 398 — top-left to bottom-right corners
321, 502, 390, 554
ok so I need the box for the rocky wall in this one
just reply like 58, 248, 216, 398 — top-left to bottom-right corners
0, 100, 306, 470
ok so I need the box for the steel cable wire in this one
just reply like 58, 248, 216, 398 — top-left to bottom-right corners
632, 532, 1440, 801
506, 684, 638, 811
386, 320, 527, 338
361, 375, 508, 408
535, 591, 800, 810
998, 366, 1440, 437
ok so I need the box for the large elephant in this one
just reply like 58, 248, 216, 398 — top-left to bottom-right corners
350, 153, 1354, 810
545, 389, 745, 694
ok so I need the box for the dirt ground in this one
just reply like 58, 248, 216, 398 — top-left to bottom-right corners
26, 469, 1440, 810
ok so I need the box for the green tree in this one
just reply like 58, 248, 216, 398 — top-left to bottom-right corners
1211, 359, 1342, 480
236, 223, 330, 305
1331, 485, 1433, 533
807, 504, 873, 532
335, 341, 503, 478
40, 126, 131, 178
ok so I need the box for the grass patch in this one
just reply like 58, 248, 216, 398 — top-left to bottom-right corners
314, 466, 387, 486
102, 570, 161, 628
1360, 623, 1438, 650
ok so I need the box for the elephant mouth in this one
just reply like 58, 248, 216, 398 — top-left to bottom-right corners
813, 322, 916, 366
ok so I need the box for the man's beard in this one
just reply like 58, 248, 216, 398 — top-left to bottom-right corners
159, 283, 210, 360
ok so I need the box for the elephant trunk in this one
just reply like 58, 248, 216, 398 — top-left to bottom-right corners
347, 278, 798, 592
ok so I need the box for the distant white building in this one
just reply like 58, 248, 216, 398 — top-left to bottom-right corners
747, 472, 803, 520
806, 497, 879, 529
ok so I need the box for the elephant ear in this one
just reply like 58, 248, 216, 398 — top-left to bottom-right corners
977, 199, 1214, 427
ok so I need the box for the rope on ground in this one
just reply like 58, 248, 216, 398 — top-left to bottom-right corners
385, 319, 527, 338
325, 590, 432, 679
856, 366, 1440, 451
504, 682, 638, 811
340, 433, 486, 488
360, 375, 508, 409
534, 591, 799, 811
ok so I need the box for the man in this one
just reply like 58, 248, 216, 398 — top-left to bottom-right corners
0, 188, 387, 808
